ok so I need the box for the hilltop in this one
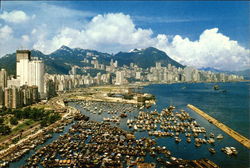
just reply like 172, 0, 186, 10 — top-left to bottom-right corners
0, 46, 184, 75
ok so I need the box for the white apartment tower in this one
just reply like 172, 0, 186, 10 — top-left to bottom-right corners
115, 71, 125, 85
135, 72, 141, 80
16, 50, 44, 96
156, 62, 161, 69
184, 66, 195, 82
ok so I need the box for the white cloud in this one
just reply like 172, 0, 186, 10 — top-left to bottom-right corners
31, 28, 37, 34
40, 4, 94, 19
0, 25, 13, 39
133, 15, 198, 24
0, 8, 248, 71
21, 35, 30, 43
0, 25, 31, 56
32, 12, 249, 70
33, 13, 155, 54
31, 14, 36, 20
155, 28, 250, 71
0, 25, 20, 57
0, 10, 30, 23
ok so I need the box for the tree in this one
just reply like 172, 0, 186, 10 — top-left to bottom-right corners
40, 119, 48, 127
10, 117, 18, 125
13, 109, 22, 119
48, 114, 61, 124
0, 125, 11, 135
23, 107, 31, 118
0, 117, 4, 125
6, 108, 12, 114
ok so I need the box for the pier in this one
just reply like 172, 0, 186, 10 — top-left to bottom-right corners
187, 104, 250, 149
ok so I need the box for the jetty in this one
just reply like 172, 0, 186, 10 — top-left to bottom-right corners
187, 104, 250, 149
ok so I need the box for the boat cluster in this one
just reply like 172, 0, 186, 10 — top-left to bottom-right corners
0, 135, 51, 168
1, 99, 239, 167
23, 120, 185, 167
0, 114, 75, 167
126, 106, 238, 156
77, 101, 137, 124
78, 101, 137, 116
103, 116, 120, 123
221, 147, 238, 155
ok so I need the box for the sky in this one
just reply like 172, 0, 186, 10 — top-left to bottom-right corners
0, 1, 249, 71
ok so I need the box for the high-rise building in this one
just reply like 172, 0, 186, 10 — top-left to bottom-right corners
110, 59, 114, 66
21, 85, 39, 106
16, 50, 31, 85
115, 71, 125, 85
96, 72, 101, 84
7, 77, 21, 87
0, 68, 8, 88
114, 60, 118, 68
184, 66, 194, 82
4, 86, 21, 109
28, 57, 44, 94
70, 66, 77, 75
156, 62, 161, 69
107, 73, 112, 84
0, 87, 4, 108
130, 63, 134, 68
16, 50, 44, 96
135, 72, 141, 80
192, 69, 200, 82
45, 80, 56, 99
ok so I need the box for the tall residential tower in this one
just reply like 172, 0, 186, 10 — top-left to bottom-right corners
16, 50, 44, 96
0, 68, 7, 88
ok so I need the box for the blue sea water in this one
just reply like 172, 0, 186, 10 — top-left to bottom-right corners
142, 82, 249, 139
9, 82, 249, 168
140, 81, 250, 168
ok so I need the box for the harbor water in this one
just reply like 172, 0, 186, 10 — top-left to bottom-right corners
140, 81, 250, 168
9, 81, 249, 168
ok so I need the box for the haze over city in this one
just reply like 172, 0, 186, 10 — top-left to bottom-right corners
0, 1, 249, 71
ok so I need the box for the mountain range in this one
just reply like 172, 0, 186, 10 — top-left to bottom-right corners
0, 46, 184, 76
0, 46, 249, 79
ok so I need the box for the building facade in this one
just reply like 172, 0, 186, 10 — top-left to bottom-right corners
16, 50, 44, 96
115, 71, 125, 85
0, 69, 7, 88
0, 87, 4, 108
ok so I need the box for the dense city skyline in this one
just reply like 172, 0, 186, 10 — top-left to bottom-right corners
0, 2, 249, 167
0, 48, 244, 109
0, 1, 249, 71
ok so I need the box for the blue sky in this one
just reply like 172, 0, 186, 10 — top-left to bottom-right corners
0, 1, 249, 71
67, 1, 250, 46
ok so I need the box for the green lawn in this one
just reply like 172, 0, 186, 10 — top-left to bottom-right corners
0, 119, 38, 143
12, 119, 36, 133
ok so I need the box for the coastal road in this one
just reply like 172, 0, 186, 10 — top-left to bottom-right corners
187, 104, 250, 149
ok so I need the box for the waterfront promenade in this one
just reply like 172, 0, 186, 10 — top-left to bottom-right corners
187, 104, 250, 149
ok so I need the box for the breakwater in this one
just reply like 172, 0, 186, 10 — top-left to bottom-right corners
187, 104, 250, 149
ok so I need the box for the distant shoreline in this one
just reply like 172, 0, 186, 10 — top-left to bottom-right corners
129, 80, 249, 88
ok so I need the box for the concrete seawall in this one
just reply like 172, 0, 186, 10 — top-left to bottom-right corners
187, 104, 250, 149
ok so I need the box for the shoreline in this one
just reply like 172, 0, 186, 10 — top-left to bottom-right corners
124, 80, 249, 91
16, 99, 221, 168
0, 98, 81, 164
0, 82, 248, 167
0, 85, 155, 165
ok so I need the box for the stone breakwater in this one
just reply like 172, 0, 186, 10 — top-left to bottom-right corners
187, 104, 250, 149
